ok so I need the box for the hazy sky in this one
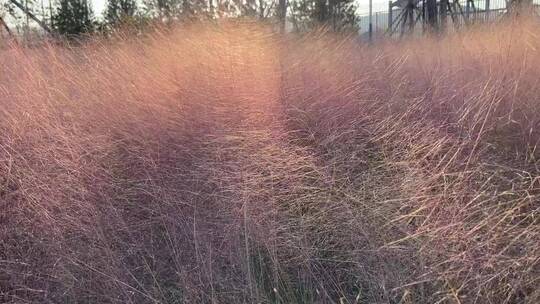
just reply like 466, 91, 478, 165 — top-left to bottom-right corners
90, 0, 389, 16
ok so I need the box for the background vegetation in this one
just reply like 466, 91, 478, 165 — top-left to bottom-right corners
1, 0, 359, 38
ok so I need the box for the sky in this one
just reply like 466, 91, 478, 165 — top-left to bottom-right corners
93, 0, 106, 15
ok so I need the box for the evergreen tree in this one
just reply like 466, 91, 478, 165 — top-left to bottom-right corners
53, 0, 94, 36
142, 0, 211, 22
143, 0, 181, 20
105, 0, 137, 26
290, 0, 358, 32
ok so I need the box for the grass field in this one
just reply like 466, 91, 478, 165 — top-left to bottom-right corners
0, 19, 539, 303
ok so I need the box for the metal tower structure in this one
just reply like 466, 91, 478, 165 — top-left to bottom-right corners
388, 0, 421, 36
386, 0, 533, 36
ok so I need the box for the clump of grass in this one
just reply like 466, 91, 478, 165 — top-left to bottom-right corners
1, 19, 539, 303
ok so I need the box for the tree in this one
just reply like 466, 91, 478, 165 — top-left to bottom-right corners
105, 0, 137, 26
143, 0, 181, 21
53, 0, 94, 37
142, 0, 215, 22
290, 0, 358, 32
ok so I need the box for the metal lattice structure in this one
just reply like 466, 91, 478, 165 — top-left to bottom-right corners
388, 0, 480, 36
384, 0, 537, 37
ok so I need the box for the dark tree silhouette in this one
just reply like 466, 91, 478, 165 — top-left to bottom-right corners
290, 0, 358, 32
105, 0, 137, 26
53, 0, 94, 36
